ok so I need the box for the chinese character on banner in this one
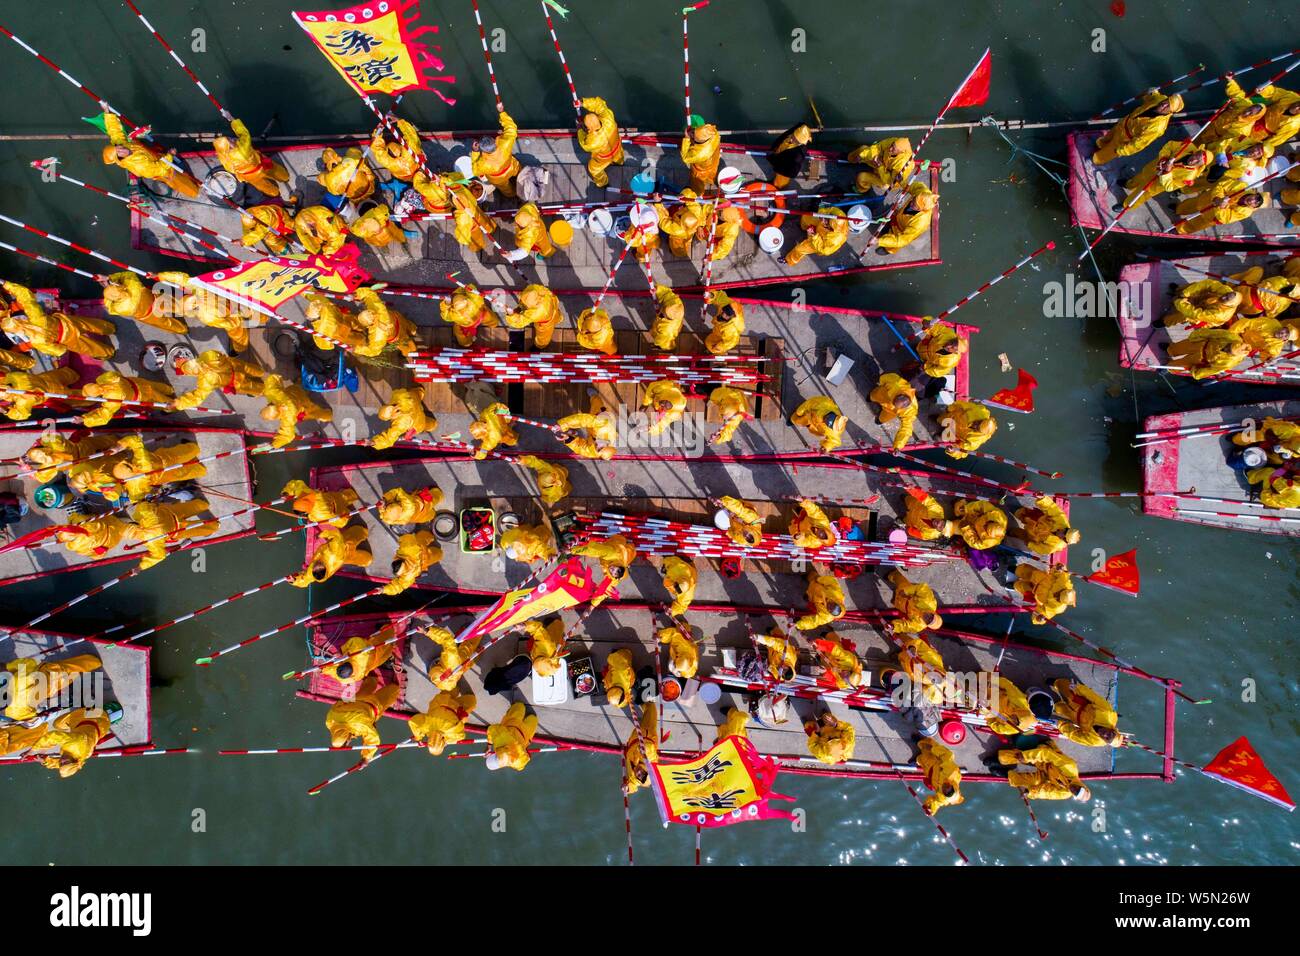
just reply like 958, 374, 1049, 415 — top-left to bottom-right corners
293, 0, 457, 103
191, 244, 370, 318
453, 559, 597, 645
650, 736, 798, 829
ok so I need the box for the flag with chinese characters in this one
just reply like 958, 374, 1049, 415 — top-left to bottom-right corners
190, 245, 370, 318
453, 558, 596, 645
292, 0, 456, 103
985, 369, 1038, 413
1085, 548, 1140, 595
650, 736, 797, 829
1202, 737, 1294, 811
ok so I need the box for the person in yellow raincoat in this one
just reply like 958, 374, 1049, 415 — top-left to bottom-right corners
1053, 677, 1124, 748
371, 387, 433, 451
500, 523, 557, 564
620, 210, 661, 264
1013, 562, 1076, 624
655, 189, 705, 259
642, 379, 687, 437
1, 281, 115, 360
795, 572, 846, 631
112, 435, 205, 502
980, 675, 1037, 736
1091, 90, 1184, 164
917, 738, 964, 815
895, 634, 948, 705
939, 400, 997, 459
513, 203, 554, 258
707, 386, 751, 445
789, 498, 837, 550
321, 626, 396, 685
917, 321, 967, 379
681, 115, 722, 193
703, 290, 744, 355
65, 447, 132, 502
127, 500, 220, 570
101, 113, 200, 197
505, 285, 563, 348
317, 146, 375, 202
488, 701, 539, 771
572, 534, 636, 583
0, 367, 82, 422
1202, 82, 1271, 150
870, 373, 917, 450
952, 499, 1006, 550
213, 118, 289, 198
369, 115, 425, 182
382, 530, 441, 596
705, 205, 744, 262
815, 637, 864, 690
661, 555, 697, 617
1163, 279, 1242, 329
782, 207, 849, 266
849, 136, 914, 193
472, 111, 522, 195
3, 655, 101, 721
291, 524, 371, 587
326, 674, 400, 760
1282, 162, 1300, 224
998, 741, 1090, 802
658, 624, 700, 680
756, 626, 798, 682
889, 570, 942, 635
769, 123, 812, 188
557, 396, 618, 459
468, 402, 518, 459
1258, 470, 1300, 509
903, 488, 951, 541
259, 374, 333, 449
577, 96, 624, 187
239, 204, 296, 254
36, 708, 112, 777
378, 486, 443, 526
623, 701, 660, 793
790, 395, 847, 452
80, 372, 174, 428
0, 724, 46, 758
576, 306, 617, 356
173, 350, 266, 411
281, 478, 358, 528
519, 455, 571, 506
54, 513, 130, 559
303, 294, 365, 352
408, 688, 476, 756
1247, 81, 1300, 149
602, 648, 635, 709
293, 206, 348, 257
350, 205, 407, 250
100, 271, 186, 335
1229, 266, 1295, 322
1166, 328, 1250, 379
647, 286, 686, 353
440, 285, 500, 347
1013, 495, 1080, 556
522, 618, 566, 676
155, 271, 262, 354
1123, 143, 1213, 210
425, 626, 481, 691
1174, 184, 1266, 236
714, 707, 749, 745
875, 182, 937, 255
1230, 315, 1298, 362
354, 287, 417, 357
453, 196, 498, 254
713, 495, 764, 547
412, 170, 474, 216
22, 432, 117, 484
804, 711, 855, 764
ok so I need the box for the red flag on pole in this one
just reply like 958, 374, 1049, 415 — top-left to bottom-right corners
946, 48, 992, 109
985, 369, 1038, 413
1202, 737, 1294, 811
1085, 548, 1140, 595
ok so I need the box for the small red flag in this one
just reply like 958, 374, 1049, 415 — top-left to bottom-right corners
904, 486, 931, 502
1202, 737, 1294, 811
946, 48, 992, 110
985, 369, 1038, 414
1085, 548, 1140, 595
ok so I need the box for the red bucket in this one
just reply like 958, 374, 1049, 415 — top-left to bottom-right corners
939, 720, 967, 746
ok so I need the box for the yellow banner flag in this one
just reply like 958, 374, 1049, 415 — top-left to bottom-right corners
650, 736, 796, 829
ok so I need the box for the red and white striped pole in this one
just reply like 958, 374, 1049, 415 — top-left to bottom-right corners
1180, 47, 1300, 93
0, 211, 153, 280
539, 0, 581, 115
307, 735, 414, 796
1090, 64, 1205, 120
591, 237, 637, 310
887, 449, 1037, 495
122, 0, 233, 121
0, 745, 197, 766
928, 241, 1057, 324
109, 574, 294, 645
470, 0, 504, 112
945, 447, 1063, 480
0, 238, 103, 282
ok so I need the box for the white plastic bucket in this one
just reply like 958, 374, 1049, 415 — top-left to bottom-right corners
588, 208, 614, 236
453, 155, 475, 180
847, 204, 871, 233
718, 166, 743, 193
758, 225, 784, 254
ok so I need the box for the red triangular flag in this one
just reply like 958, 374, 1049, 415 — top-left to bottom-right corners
1202, 737, 1294, 811
946, 48, 992, 110
904, 486, 931, 502
985, 369, 1038, 413
1085, 548, 1140, 595
0, 524, 80, 555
